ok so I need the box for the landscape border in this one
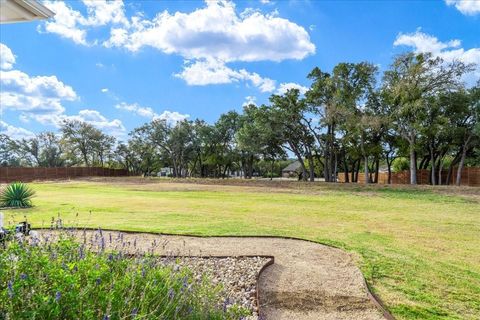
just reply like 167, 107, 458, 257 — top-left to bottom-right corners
34, 227, 396, 319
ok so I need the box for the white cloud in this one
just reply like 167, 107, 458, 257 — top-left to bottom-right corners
445, 0, 480, 15
0, 121, 35, 139
101, 88, 109, 93
104, 1, 315, 63
115, 102, 189, 125
394, 30, 480, 84
40, 0, 129, 45
0, 68, 77, 121
175, 58, 276, 92
154, 111, 190, 124
0, 44, 125, 137
40, 1, 89, 45
116, 102, 157, 118
394, 30, 462, 53
65, 109, 126, 135
0, 43, 15, 70
82, 0, 129, 27
39, 1, 313, 93
24, 109, 126, 136
242, 95, 257, 106
276, 82, 309, 95
41, 0, 315, 63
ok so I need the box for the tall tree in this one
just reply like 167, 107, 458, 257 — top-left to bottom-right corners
383, 52, 472, 184
270, 89, 314, 181
237, 104, 286, 180
61, 120, 103, 166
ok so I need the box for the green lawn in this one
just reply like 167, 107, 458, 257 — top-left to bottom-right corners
3, 178, 480, 319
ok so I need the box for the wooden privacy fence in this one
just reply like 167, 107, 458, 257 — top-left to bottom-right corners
337, 167, 480, 187
0, 167, 129, 183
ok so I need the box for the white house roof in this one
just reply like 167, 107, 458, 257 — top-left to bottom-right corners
0, 0, 54, 24
282, 160, 302, 172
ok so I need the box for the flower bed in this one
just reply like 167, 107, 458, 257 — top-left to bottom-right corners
0, 232, 251, 319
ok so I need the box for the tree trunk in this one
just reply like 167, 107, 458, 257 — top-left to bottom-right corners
350, 159, 356, 183
343, 154, 349, 183
223, 164, 229, 179
409, 143, 417, 185
429, 144, 436, 186
270, 159, 274, 181
446, 150, 462, 185
386, 155, 393, 185
437, 149, 447, 185
333, 151, 338, 182
419, 156, 428, 170
364, 155, 369, 184
324, 125, 331, 182
248, 155, 254, 179
374, 157, 380, 184
438, 160, 443, 185
355, 160, 360, 183
308, 154, 315, 182
456, 136, 471, 186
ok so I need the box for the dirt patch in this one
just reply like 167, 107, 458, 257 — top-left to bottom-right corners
67, 176, 480, 200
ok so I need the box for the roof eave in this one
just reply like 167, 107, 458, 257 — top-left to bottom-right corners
0, 0, 54, 24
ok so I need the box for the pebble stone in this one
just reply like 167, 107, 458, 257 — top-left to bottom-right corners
158, 256, 271, 319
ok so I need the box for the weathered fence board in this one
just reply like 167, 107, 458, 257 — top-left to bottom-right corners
0, 167, 129, 183
337, 167, 480, 187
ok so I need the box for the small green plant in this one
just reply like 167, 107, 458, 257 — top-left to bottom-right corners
0, 182, 35, 208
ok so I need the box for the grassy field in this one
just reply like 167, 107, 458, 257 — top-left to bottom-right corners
3, 178, 480, 319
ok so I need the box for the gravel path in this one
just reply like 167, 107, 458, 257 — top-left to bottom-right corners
39, 230, 389, 320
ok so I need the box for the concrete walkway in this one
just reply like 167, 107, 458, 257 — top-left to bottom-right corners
40, 230, 388, 320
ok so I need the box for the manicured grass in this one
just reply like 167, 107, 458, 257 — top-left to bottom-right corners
3, 178, 480, 319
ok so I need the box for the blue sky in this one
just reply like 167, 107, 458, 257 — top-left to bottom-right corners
1, 0, 479, 140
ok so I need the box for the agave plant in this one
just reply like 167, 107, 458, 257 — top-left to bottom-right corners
0, 182, 35, 208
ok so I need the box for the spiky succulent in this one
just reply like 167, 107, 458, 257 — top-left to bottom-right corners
0, 182, 35, 208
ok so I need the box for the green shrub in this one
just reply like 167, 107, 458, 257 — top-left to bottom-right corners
392, 157, 410, 173
0, 182, 35, 208
0, 232, 248, 319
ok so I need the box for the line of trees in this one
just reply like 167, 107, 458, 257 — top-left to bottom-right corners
1, 52, 479, 185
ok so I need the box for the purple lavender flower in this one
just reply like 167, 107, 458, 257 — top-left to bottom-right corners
20, 273, 27, 280
102, 315, 110, 320
222, 298, 231, 312
55, 291, 61, 302
7, 280, 13, 298
96, 277, 101, 286
168, 288, 175, 300
78, 245, 85, 259
131, 308, 138, 317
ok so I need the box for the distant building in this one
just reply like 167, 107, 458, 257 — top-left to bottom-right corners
282, 160, 302, 178
157, 167, 173, 177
